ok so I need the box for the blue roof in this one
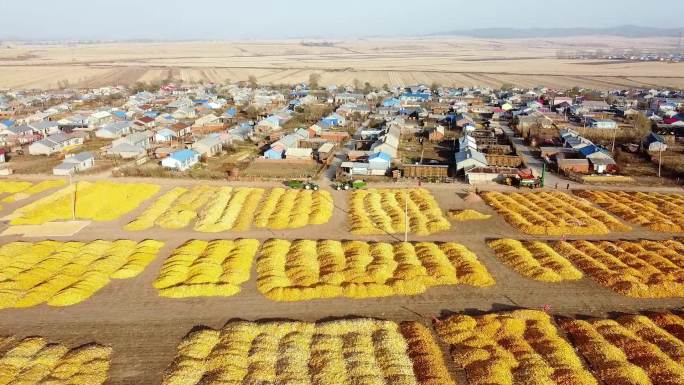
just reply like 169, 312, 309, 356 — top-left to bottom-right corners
144, 111, 158, 118
1, 120, 14, 127
578, 145, 599, 157
112, 111, 126, 118
170, 149, 198, 162
369, 152, 392, 162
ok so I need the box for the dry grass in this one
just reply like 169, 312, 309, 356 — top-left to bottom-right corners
257, 239, 493, 301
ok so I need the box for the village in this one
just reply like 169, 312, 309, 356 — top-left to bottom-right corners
0, 80, 683, 187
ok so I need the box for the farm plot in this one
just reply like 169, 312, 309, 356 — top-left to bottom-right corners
0, 239, 164, 308
559, 313, 684, 385
125, 186, 333, 231
488, 239, 583, 282
554, 239, 684, 298
0, 336, 111, 385
161, 318, 455, 385
576, 190, 684, 232
435, 310, 597, 385
0, 180, 66, 206
349, 188, 450, 236
481, 191, 630, 235
257, 239, 493, 301
153, 239, 259, 298
8, 181, 160, 225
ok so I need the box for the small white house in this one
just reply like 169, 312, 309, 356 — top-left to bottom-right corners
29, 133, 84, 155
154, 128, 178, 142
192, 136, 222, 157
53, 151, 95, 175
161, 149, 200, 171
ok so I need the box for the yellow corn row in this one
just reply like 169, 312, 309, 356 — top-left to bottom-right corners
161, 318, 452, 385
10, 181, 160, 225
0, 336, 111, 385
488, 239, 582, 282
560, 314, 684, 385
553, 239, 684, 298
253, 188, 333, 230
0, 239, 164, 308
349, 188, 451, 235
576, 190, 684, 232
257, 239, 493, 301
436, 310, 598, 385
448, 209, 491, 221
482, 191, 630, 236
153, 239, 259, 298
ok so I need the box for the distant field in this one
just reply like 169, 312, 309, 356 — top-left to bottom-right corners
1, 36, 683, 89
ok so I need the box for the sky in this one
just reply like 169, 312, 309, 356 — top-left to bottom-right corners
3, 0, 684, 41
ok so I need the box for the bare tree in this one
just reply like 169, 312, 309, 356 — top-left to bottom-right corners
309, 73, 321, 89
248, 75, 258, 88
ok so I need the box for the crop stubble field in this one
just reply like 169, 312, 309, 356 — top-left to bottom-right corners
2, 36, 684, 89
0, 179, 683, 385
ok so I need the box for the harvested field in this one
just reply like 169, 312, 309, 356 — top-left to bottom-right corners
487, 239, 583, 282
160, 318, 454, 385
481, 191, 630, 235
576, 190, 684, 232
349, 188, 450, 236
559, 313, 684, 385
0, 336, 112, 385
0, 180, 66, 208
7, 181, 160, 225
0, 240, 163, 308
125, 186, 333, 232
554, 239, 684, 298
436, 310, 597, 385
257, 239, 493, 301
153, 239, 259, 298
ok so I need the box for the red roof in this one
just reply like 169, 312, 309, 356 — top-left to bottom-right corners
664, 117, 681, 125
138, 116, 154, 123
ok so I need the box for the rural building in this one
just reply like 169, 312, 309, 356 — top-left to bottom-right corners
428, 125, 445, 142
162, 149, 200, 171
465, 166, 518, 185
154, 128, 178, 142
455, 148, 488, 172
557, 158, 590, 174
88, 111, 113, 129
285, 147, 313, 160
96, 121, 134, 139
29, 133, 84, 155
588, 118, 618, 129
53, 151, 95, 175
192, 136, 223, 157
644, 132, 668, 152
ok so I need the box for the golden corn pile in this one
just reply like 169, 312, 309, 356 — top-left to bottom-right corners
576, 190, 684, 232
0, 180, 66, 209
554, 239, 684, 298
161, 318, 452, 385
257, 239, 493, 301
153, 239, 259, 298
349, 188, 451, 235
0, 239, 164, 308
488, 239, 583, 282
10, 181, 160, 225
481, 191, 630, 236
436, 310, 598, 385
559, 313, 684, 385
0, 336, 111, 385
125, 186, 333, 232
448, 209, 491, 221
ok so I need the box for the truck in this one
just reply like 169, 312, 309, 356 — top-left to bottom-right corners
334, 180, 367, 191
286, 180, 319, 191
505, 169, 541, 189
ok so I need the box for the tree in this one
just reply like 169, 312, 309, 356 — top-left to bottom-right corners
430, 82, 441, 92
309, 73, 321, 89
353, 78, 362, 91
500, 82, 514, 92
363, 82, 372, 94
248, 75, 258, 88
382, 83, 389, 92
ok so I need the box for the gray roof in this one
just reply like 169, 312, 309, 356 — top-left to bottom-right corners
64, 151, 94, 163
455, 148, 488, 166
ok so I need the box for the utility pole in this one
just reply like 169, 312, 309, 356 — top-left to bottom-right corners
69, 173, 76, 220
404, 190, 408, 243
658, 148, 663, 178
611, 127, 617, 154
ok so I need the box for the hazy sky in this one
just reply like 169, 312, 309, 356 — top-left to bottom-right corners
3, 0, 684, 40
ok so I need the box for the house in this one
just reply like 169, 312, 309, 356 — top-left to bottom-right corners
320, 113, 345, 128
285, 147, 313, 160
170, 122, 191, 137
557, 158, 590, 174
28, 121, 61, 136
264, 145, 285, 159
368, 152, 392, 174
192, 136, 223, 157
588, 118, 618, 129
193, 114, 220, 127
28, 133, 84, 155
229, 123, 253, 142
154, 128, 178, 142
161, 149, 200, 171
644, 132, 667, 152
107, 131, 151, 158
589, 157, 618, 174
96, 121, 134, 139
53, 152, 95, 175
428, 125, 445, 142
89, 111, 113, 129
455, 148, 488, 172
134, 116, 156, 129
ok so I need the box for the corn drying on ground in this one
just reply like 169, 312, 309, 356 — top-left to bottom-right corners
0, 180, 66, 209
0, 239, 164, 308
9, 181, 160, 225
481, 191, 630, 236
153, 239, 259, 298
161, 318, 454, 385
349, 188, 451, 236
488, 239, 583, 282
576, 190, 684, 232
554, 239, 684, 298
0, 336, 111, 385
448, 209, 492, 221
559, 313, 684, 385
125, 186, 333, 231
257, 239, 494, 301
436, 310, 598, 385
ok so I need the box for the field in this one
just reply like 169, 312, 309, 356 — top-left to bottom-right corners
575, 190, 684, 232
0, 240, 163, 308
125, 186, 333, 232
1, 37, 684, 89
161, 318, 453, 385
436, 310, 597, 385
153, 239, 259, 298
8, 181, 160, 225
481, 191, 630, 235
0, 180, 66, 208
487, 239, 583, 282
349, 188, 450, 236
559, 313, 684, 385
257, 239, 493, 301
0, 336, 111, 385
